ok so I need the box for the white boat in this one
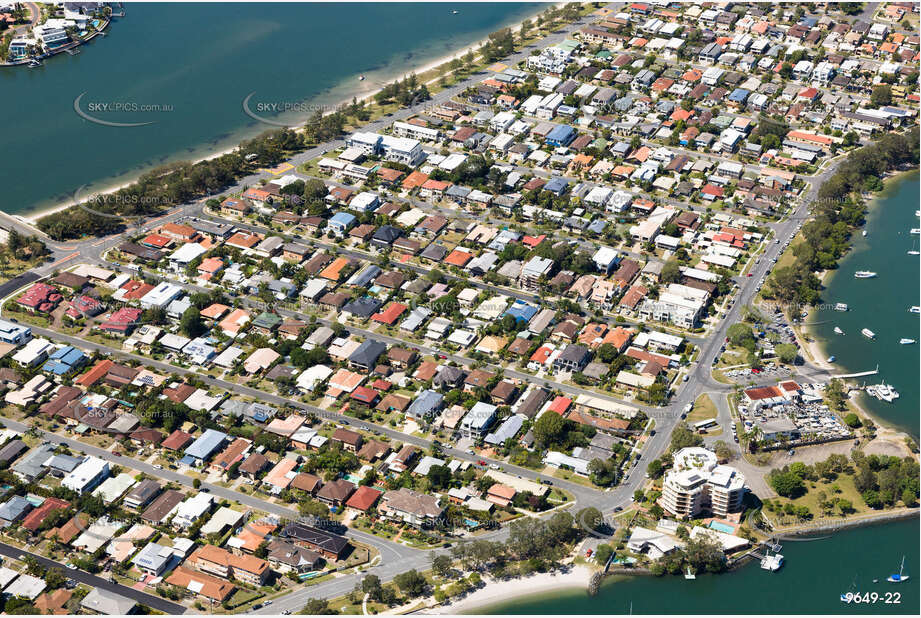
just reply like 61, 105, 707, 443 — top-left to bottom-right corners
452, 9, 459, 14
899, 338, 915, 345
887, 556, 909, 583
911, 306, 921, 314
834, 303, 848, 311
854, 271, 877, 278
358, 75, 365, 81
834, 327, 844, 334
876, 384, 899, 403
909, 251, 920, 255
760, 552, 784, 572
827, 355, 836, 363
861, 328, 875, 339
684, 567, 696, 580
862, 230, 867, 237
866, 385, 879, 399
910, 228, 920, 235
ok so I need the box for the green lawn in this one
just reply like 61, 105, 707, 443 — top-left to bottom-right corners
688, 394, 718, 424
767, 473, 873, 525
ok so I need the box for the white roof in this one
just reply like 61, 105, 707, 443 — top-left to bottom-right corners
3, 573, 46, 600
92, 473, 137, 503
169, 242, 207, 264
200, 506, 244, 536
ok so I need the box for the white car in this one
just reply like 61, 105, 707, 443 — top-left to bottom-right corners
152, 464, 163, 470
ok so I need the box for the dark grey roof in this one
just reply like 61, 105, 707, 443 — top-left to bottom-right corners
349, 339, 387, 368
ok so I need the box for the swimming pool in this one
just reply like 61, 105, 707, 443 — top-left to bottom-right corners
708, 521, 735, 534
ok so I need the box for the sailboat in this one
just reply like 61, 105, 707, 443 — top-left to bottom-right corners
887, 556, 909, 583
684, 566, 696, 580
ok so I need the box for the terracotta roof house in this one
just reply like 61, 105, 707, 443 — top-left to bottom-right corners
166, 566, 235, 603
161, 430, 194, 451
345, 486, 383, 512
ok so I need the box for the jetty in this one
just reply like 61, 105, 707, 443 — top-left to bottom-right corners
830, 368, 879, 379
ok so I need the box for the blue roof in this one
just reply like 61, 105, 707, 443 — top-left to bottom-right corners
546, 124, 576, 143
184, 428, 227, 460
504, 300, 539, 323
330, 211, 357, 226
42, 346, 86, 375
545, 177, 569, 194
728, 88, 750, 102
485, 415, 524, 445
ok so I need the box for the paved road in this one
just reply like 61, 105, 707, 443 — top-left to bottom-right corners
0, 539, 187, 614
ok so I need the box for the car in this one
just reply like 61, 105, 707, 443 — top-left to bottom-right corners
264, 601, 273, 606
465, 449, 475, 455
112, 451, 121, 457
437, 354, 447, 360
152, 464, 162, 470
682, 374, 689, 382
649, 429, 656, 436
586, 548, 593, 557
477, 460, 487, 466
253, 604, 262, 610
489, 464, 500, 470
746, 273, 753, 277
541, 479, 553, 485
614, 506, 623, 512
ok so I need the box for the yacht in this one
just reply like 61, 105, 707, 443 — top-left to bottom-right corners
911, 306, 921, 314
887, 556, 909, 583
834, 326, 844, 334
760, 552, 784, 572
866, 385, 879, 399
910, 228, 920, 235
854, 271, 877, 278
834, 303, 848, 311
862, 230, 867, 237
876, 384, 899, 403
899, 338, 915, 345
827, 355, 836, 363
909, 250, 920, 256
861, 328, 875, 339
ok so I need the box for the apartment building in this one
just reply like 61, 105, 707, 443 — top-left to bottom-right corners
660, 447, 747, 519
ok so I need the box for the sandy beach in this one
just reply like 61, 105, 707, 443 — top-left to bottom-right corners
24, 4, 558, 226
429, 565, 593, 614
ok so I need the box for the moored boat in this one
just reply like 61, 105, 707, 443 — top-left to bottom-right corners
834, 326, 844, 334
834, 303, 848, 311
861, 328, 875, 339
887, 556, 909, 583
854, 271, 877, 279
899, 338, 915, 345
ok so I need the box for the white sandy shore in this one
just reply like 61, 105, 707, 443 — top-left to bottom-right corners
25, 4, 559, 225
429, 565, 592, 614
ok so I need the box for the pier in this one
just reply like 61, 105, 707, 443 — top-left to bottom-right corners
830, 368, 879, 379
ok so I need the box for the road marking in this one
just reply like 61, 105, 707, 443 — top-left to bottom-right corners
48, 251, 80, 267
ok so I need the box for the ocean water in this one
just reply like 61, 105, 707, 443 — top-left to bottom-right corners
807, 172, 920, 438
0, 2, 541, 216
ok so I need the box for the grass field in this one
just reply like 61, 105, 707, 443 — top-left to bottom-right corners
688, 394, 719, 424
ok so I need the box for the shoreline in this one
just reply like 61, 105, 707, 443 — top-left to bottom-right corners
429, 565, 593, 614
798, 168, 919, 440
21, 3, 556, 225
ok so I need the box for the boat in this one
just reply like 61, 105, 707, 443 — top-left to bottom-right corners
760, 552, 784, 572
866, 385, 879, 399
876, 384, 899, 403
684, 567, 696, 580
827, 356, 836, 363
862, 230, 867, 237
887, 556, 909, 583
910, 228, 920, 235
834, 326, 844, 334
452, 9, 459, 14
854, 271, 877, 278
358, 75, 365, 81
899, 338, 915, 345
861, 328, 875, 339
909, 251, 920, 255
911, 306, 921, 314
834, 303, 848, 311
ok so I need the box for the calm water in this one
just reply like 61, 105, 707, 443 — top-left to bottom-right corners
808, 172, 920, 438
480, 519, 919, 615
0, 2, 541, 216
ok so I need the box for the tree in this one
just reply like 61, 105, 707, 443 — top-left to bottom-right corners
825, 378, 847, 411
193, 479, 202, 489
533, 412, 565, 446
393, 569, 427, 598
727, 323, 756, 351
660, 258, 682, 283
431, 554, 453, 578
427, 464, 452, 490
301, 598, 337, 614
362, 574, 383, 601
843, 413, 862, 428
646, 459, 664, 479
44, 567, 67, 590
769, 470, 805, 498
775, 343, 798, 364
180, 306, 206, 339
594, 544, 613, 565
870, 85, 892, 108
670, 423, 703, 451
713, 441, 733, 461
